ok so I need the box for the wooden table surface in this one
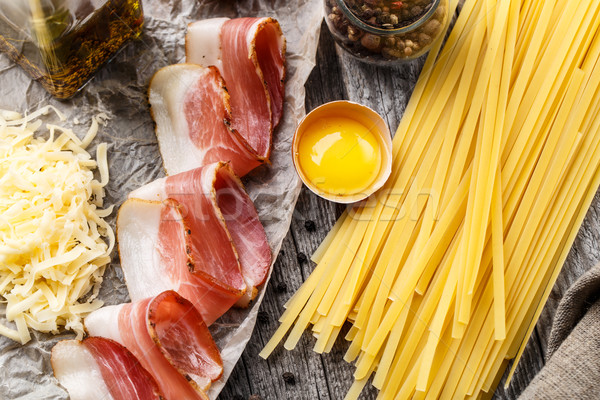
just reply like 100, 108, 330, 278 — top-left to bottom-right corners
220, 22, 600, 400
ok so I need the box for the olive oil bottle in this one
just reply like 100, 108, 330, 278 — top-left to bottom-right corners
0, 0, 144, 99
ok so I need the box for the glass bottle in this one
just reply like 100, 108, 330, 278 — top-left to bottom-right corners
324, 0, 448, 65
0, 0, 144, 99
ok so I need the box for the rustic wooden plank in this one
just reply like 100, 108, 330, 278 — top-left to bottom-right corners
304, 23, 349, 111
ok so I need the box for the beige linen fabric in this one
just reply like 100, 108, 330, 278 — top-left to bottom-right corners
519, 266, 600, 400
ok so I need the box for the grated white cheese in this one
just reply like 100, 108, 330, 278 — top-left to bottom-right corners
0, 106, 114, 344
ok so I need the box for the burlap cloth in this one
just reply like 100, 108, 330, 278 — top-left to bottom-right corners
519, 265, 600, 399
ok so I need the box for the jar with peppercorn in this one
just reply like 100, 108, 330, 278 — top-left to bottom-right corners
324, 0, 448, 65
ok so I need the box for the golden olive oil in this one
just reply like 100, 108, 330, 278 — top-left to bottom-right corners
0, 0, 144, 99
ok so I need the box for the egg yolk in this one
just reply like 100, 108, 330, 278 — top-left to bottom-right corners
297, 116, 382, 196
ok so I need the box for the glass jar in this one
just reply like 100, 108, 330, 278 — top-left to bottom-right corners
0, 0, 144, 99
324, 0, 448, 65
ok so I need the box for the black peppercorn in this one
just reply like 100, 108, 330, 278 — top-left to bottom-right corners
275, 281, 288, 293
282, 372, 296, 385
297, 252, 308, 264
304, 220, 317, 232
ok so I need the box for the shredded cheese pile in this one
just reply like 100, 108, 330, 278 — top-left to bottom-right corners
0, 106, 114, 344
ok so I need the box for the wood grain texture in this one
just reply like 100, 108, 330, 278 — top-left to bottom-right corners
220, 21, 600, 400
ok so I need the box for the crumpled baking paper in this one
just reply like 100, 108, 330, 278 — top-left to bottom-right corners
0, 0, 323, 398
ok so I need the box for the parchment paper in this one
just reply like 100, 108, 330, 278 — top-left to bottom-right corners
0, 1, 323, 398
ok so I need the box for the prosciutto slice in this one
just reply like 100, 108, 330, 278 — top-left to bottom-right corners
118, 198, 241, 325
149, 64, 264, 177
129, 162, 272, 308
186, 17, 286, 142
51, 337, 163, 400
85, 291, 222, 400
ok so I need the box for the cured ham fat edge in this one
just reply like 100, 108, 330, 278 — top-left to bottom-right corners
85, 291, 222, 400
118, 162, 271, 324
51, 337, 164, 400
